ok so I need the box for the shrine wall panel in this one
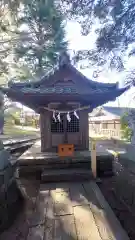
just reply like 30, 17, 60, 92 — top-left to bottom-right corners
40, 110, 51, 152
67, 133, 80, 146
80, 110, 89, 150
52, 134, 64, 147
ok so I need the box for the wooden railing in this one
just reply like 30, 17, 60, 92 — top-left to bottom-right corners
89, 128, 123, 139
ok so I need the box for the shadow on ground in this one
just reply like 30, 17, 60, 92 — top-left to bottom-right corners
0, 177, 129, 240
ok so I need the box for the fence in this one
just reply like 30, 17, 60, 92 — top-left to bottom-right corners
89, 128, 123, 139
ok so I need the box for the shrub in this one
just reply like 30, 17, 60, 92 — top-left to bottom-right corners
120, 112, 132, 141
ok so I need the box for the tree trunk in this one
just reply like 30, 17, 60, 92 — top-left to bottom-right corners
37, 56, 43, 76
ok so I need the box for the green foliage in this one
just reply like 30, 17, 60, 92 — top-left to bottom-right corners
1, 0, 135, 77
15, 0, 67, 76
0, 0, 67, 83
120, 112, 132, 141
61, 0, 135, 75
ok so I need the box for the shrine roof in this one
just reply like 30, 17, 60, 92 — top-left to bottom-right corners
21, 86, 78, 94
7, 53, 118, 91
0, 52, 130, 112
0, 84, 129, 113
1, 84, 129, 96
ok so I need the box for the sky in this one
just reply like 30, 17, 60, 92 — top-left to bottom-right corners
66, 21, 135, 108
20, 20, 135, 112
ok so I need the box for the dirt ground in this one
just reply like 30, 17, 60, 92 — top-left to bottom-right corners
98, 156, 135, 240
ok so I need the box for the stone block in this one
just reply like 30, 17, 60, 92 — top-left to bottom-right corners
0, 163, 14, 191
0, 187, 6, 205
4, 165, 14, 189
0, 140, 4, 151
0, 174, 4, 186
5, 180, 20, 205
0, 170, 23, 233
0, 204, 8, 228
0, 150, 10, 170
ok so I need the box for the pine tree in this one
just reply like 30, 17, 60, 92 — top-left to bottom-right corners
0, 0, 67, 83
15, 0, 67, 77
0, 0, 23, 84
61, 0, 135, 73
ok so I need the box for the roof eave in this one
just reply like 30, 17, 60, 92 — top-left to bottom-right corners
7, 62, 118, 90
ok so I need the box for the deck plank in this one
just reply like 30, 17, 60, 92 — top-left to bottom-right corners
28, 186, 50, 226
55, 182, 70, 193
84, 182, 115, 239
69, 183, 89, 206
83, 182, 103, 209
2, 179, 129, 240
90, 181, 130, 240
51, 188, 73, 216
18, 140, 112, 163
73, 205, 102, 240
54, 215, 77, 240
27, 225, 44, 240
44, 193, 54, 240
91, 207, 115, 240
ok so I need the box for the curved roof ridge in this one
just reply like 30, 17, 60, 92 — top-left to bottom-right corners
67, 63, 117, 89
8, 61, 118, 90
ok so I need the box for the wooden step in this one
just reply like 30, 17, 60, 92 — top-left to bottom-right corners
41, 169, 93, 183
41, 161, 90, 169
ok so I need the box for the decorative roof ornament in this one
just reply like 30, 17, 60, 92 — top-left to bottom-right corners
57, 112, 61, 122
67, 112, 71, 122
74, 111, 79, 119
59, 51, 70, 67
53, 111, 57, 122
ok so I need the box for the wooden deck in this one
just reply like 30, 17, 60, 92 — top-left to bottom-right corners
18, 140, 113, 162
17, 140, 115, 179
0, 179, 129, 239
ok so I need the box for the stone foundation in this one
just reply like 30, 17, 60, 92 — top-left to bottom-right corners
0, 146, 23, 233
18, 152, 114, 180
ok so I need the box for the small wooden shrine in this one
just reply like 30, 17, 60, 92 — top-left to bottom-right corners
1, 53, 128, 153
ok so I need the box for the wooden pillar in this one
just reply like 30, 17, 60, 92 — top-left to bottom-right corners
80, 110, 89, 150
40, 110, 51, 152
63, 114, 68, 143
85, 111, 89, 150
91, 139, 97, 178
